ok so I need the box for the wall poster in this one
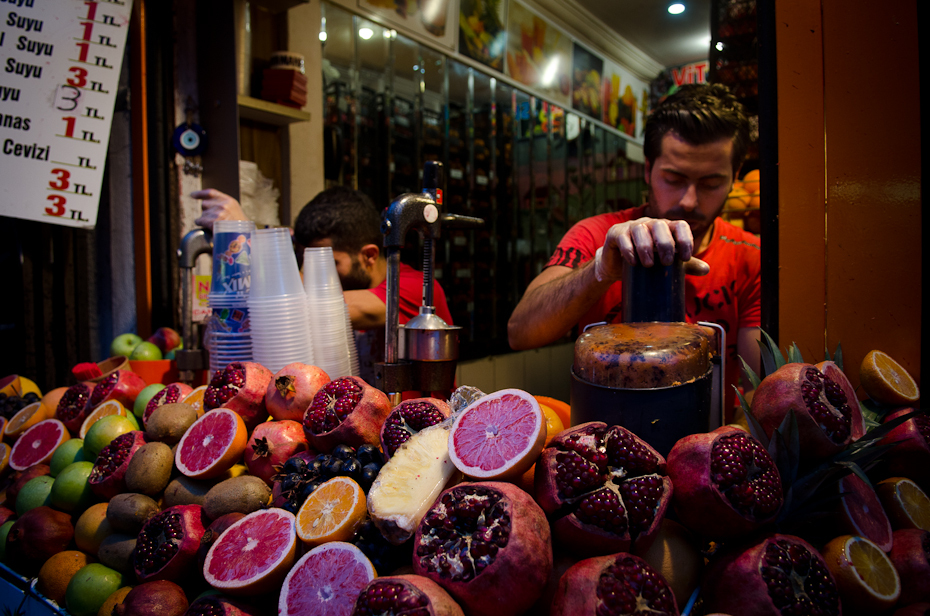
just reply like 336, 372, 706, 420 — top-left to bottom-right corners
504, 0, 570, 108
570, 42, 602, 121
602, 59, 648, 140
358, 0, 459, 50
458, 0, 507, 71
0, 0, 134, 229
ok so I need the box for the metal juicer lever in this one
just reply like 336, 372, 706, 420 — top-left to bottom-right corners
175, 228, 214, 382
377, 162, 483, 403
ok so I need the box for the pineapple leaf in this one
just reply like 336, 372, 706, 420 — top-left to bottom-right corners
758, 329, 786, 377
768, 409, 800, 487
739, 356, 761, 391
787, 343, 805, 364
824, 345, 832, 362
738, 388, 769, 447
833, 343, 844, 371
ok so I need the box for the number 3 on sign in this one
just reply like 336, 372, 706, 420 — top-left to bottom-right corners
46, 195, 67, 217
55, 85, 81, 111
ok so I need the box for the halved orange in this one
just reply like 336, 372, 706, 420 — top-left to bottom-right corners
859, 350, 919, 406
79, 399, 135, 439
877, 477, 930, 532
822, 534, 900, 614
296, 476, 366, 547
181, 385, 208, 417
534, 395, 572, 430
3, 402, 47, 441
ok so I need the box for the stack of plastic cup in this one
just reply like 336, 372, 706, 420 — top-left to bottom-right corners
304, 247, 357, 378
248, 227, 314, 373
207, 220, 256, 374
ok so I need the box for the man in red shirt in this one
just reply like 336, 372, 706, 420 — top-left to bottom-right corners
194, 186, 453, 385
507, 84, 760, 416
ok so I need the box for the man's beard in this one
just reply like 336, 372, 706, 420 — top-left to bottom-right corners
645, 184, 724, 242
340, 254, 372, 290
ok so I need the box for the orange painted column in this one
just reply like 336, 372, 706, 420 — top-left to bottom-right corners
775, 0, 921, 392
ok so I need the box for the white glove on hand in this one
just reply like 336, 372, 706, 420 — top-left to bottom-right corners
593, 246, 619, 283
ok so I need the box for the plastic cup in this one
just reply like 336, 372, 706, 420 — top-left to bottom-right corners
303, 247, 344, 296
249, 228, 304, 299
210, 221, 255, 298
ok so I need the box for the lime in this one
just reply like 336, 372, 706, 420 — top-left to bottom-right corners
0, 520, 15, 562
65, 563, 125, 616
83, 414, 137, 461
49, 461, 97, 513
129, 341, 162, 361
133, 383, 166, 420
49, 438, 87, 477
15, 475, 55, 516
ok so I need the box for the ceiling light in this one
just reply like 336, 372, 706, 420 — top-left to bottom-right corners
668, 3, 685, 14
716, 41, 725, 51
319, 31, 327, 42
359, 27, 373, 39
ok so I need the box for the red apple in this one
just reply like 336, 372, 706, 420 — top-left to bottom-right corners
147, 327, 182, 354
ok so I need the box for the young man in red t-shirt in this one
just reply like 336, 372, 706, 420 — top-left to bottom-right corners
508, 84, 761, 415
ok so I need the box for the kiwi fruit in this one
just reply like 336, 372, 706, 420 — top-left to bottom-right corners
203, 475, 272, 520
162, 475, 214, 507
106, 493, 160, 535
145, 403, 198, 445
125, 442, 174, 496
97, 533, 137, 574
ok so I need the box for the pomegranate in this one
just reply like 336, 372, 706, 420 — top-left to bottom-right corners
143, 382, 194, 426
88, 430, 148, 500
243, 419, 310, 485
0, 506, 14, 526
55, 381, 94, 434
380, 397, 452, 458
353, 575, 465, 616
265, 362, 331, 422
815, 361, 865, 441
133, 504, 207, 583
666, 426, 783, 539
5, 506, 74, 574
413, 481, 552, 616
534, 421, 672, 556
88, 369, 147, 411
879, 409, 930, 490
701, 533, 842, 615
185, 595, 264, 616
112, 580, 189, 616
750, 362, 856, 463
889, 529, 930, 606
302, 376, 392, 451
894, 605, 930, 616
203, 362, 273, 430
550, 552, 679, 616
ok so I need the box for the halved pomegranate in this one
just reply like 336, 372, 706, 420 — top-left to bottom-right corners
88, 430, 148, 500
302, 376, 391, 451
55, 382, 95, 434
132, 504, 207, 583
204, 362, 273, 430
88, 370, 147, 411
534, 421, 672, 556
666, 426, 783, 539
143, 382, 193, 426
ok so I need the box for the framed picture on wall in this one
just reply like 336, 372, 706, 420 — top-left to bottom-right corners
358, 0, 459, 49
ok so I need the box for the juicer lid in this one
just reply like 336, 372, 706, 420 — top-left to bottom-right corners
573, 322, 713, 389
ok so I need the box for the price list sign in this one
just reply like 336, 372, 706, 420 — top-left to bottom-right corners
0, 0, 133, 229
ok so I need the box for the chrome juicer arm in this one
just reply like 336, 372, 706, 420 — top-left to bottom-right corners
377, 161, 482, 404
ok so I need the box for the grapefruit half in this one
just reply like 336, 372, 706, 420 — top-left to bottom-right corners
176, 408, 248, 479
838, 472, 894, 552
448, 388, 546, 480
278, 541, 376, 616
203, 507, 297, 596
9, 419, 70, 471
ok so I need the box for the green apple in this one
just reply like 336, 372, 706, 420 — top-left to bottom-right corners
129, 341, 163, 361
134, 383, 166, 419
110, 333, 143, 357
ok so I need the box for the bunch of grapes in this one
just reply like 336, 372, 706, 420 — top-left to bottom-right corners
274, 443, 385, 514
0, 391, 41, 420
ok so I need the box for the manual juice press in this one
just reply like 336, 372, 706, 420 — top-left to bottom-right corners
376, 162, 483, 405
569, 257, 726, 457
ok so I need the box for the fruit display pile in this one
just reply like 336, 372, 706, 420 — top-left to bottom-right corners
0, 342, 926, 616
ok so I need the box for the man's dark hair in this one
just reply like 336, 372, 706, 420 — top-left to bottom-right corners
294, 186, 382, 253
643, 83, 750, 174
